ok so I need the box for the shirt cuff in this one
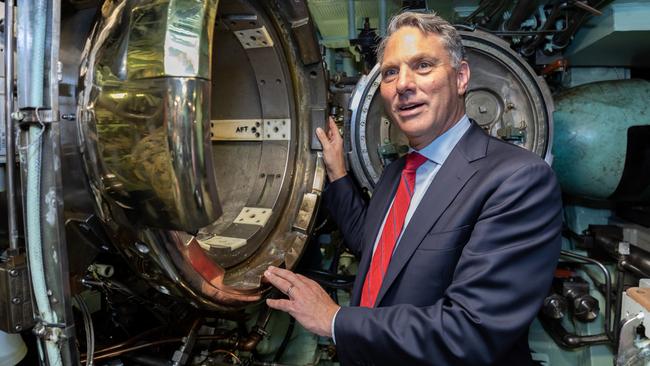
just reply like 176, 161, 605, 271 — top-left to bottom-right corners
331, 307, 341, 344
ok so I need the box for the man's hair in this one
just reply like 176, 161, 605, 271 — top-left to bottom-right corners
376, 11, 466, 69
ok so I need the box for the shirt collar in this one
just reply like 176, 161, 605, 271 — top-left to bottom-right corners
410, 115, 471, 165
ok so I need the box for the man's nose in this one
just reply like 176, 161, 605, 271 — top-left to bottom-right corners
396, 66, 415, 94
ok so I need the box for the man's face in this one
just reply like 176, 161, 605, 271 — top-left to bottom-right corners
379, 26, 470, 149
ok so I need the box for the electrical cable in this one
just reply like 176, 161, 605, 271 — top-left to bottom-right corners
273, 317, 295, 362
73, 295, 95, 366
301, 269, 355, 289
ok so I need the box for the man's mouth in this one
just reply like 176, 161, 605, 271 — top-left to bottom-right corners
397, 103, 425, 114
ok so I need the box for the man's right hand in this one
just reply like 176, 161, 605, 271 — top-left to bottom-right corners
316, 117, 347, 182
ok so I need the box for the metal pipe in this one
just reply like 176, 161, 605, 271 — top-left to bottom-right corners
237, 305, 272, 352
90, 326, 167, 355
539, 315, 610, 348
348, 0, 356, 40
80, 335, 231, 363
520, 2, 563, 56
4, 0, 18, 253
378, 0, 387, 37
171, 318, 201, 366
560, 250, 614, 342
505, 0, 536, 31
30, 0, 47, 106
614, 264, 625, 347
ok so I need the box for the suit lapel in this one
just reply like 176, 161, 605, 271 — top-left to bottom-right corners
374, 122, 488, 306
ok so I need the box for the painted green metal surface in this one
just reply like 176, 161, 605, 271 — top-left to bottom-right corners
552, 79, 650, 199
566, 1, 650, 67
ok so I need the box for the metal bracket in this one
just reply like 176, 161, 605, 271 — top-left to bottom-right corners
32, 320, 65, 343
197, 235, 247, 251
210, 119, 290, 141
263, 119, 290, 140
0, 254, 35, 333
234, 27, 274, 49
233, 207, 273, 226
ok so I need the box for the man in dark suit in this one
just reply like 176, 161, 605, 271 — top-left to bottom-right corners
264, 11, 562, 365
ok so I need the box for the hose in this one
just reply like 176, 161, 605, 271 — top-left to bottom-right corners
21, 0, 60, 360
26, 122, 61, 365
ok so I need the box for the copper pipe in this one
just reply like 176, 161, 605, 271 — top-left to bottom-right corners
80, 335, 230, 363
236, 332, 264, 353
236, 304, 272, 352
94, 326, 167, 355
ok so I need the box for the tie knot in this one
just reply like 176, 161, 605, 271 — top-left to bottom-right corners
404, 152, 428, 173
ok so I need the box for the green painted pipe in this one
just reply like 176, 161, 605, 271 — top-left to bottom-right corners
552, 79, 650, 200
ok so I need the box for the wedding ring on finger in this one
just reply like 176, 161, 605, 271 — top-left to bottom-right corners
286, 284, 295, 298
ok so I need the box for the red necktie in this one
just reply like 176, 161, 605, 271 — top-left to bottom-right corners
360, 152, 428, 307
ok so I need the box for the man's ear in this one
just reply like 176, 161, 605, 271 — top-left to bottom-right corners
456, 60, 470, 96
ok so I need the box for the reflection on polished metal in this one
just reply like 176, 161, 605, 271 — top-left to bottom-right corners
348, 29, 554, 191
77, 0, 221, 232
74, 0, 327, 310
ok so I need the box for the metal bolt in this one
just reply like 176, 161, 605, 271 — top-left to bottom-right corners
8, 269, 19, 277
11, 297, 21, 305
478, 106, 488, 113
14, 325, 22, 332
33, 324, 46, 336
47, 289, 53, 296
135, 241, 150, 254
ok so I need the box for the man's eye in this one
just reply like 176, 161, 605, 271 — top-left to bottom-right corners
417, 62, 432, 70
382, 69, 398, 80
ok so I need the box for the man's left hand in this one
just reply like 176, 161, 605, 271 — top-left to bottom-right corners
264, 266, 340, 337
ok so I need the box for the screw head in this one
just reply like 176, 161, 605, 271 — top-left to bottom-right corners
11, 297, 21, 305
135, 241, 150, 254
8, 269, 19, 277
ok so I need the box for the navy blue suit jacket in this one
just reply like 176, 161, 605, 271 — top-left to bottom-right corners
323, 122, 562, 365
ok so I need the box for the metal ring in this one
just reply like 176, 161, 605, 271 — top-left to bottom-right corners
286, 284, 295, 298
